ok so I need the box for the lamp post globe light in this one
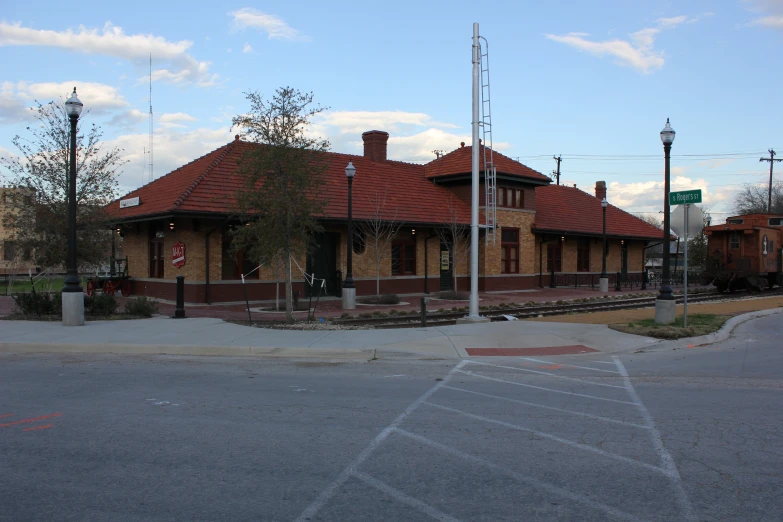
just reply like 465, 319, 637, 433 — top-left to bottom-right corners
342, 161, 356, 310
599, 197, 609, 292
655, 118, 676, 325
62, 87, 85, 326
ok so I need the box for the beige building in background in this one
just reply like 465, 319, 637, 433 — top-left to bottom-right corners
1, 187, 37, 276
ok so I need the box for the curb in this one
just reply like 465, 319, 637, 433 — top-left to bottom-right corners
630, 307, 783, 353
0, 342, 375, 360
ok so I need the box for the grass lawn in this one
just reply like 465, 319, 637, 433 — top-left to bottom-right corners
609, 313, 732, 339
1, 276, 67, 295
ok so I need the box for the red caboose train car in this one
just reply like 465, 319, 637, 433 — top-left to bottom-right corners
703, 214, 783, 292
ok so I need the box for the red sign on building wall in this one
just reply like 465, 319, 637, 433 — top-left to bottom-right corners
172, 242, 186, 268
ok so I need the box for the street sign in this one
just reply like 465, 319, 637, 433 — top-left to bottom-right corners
669, 189, 702, 206
670, 205, 704, 237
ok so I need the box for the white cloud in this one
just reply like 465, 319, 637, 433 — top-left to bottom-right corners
317, 110, 459, 135
546, 15, 698, 73
243, 42, 253, 53
158, 112, 197, 129
108, 126, 234, 193
606, 175, 716, 211
0, 80, 129, 123
229, 8, 306, 40
0, 21, 217, 86
17, 81, 128, 111
108, 109, 147, 131
751, 15, 783, 28
546, 31, 664, 73
745, 0, 783, 28
656, 16, 689, 28
159, 112, 197, 124
387, 129, 510, 163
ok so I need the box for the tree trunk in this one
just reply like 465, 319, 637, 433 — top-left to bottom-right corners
275, 279, 280, 311
285, 251, 294, 323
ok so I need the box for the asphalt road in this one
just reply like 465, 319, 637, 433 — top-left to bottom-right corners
1, 314, 781, 521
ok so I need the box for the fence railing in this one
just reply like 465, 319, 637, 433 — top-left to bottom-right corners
547, 271, 705, 291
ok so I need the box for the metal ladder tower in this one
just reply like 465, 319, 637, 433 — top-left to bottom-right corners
478, 36, 497, 245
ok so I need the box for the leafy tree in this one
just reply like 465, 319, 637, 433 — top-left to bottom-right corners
230, 87, 330, 323
1, 99, 123, 270
732, 182, 783, 215
357, 188, 402, 296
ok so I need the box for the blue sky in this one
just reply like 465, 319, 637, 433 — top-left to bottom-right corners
1, 0, 781, 220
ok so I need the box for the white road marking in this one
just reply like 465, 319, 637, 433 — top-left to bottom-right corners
395, 428, 645, 522
513, 357, 621, 374
383, 375, 407, 378
352, 471, 461, 522
443, 385, 650, 430
294, 360, 470, 522
423, 402, 667, 475
467, 360, 625, 389
593, 361, 617, 365
613, 357, 697, 522
456, 369, 636, 405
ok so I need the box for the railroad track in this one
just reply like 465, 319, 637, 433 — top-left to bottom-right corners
334, 288, 783, 329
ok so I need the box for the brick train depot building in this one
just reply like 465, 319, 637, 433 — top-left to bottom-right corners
105, 131, 664, 304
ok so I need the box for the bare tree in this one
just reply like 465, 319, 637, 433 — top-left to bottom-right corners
357, 188, 403, 296
434, 196, 470, 293
633, 212, 663, 229
732, 182, 783, 215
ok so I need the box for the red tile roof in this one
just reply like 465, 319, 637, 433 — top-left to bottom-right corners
533, 185, 666, 240
106, 139, 474, 225
424, 144, 550, 182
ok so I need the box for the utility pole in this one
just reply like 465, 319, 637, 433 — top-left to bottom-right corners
553, 155, 562, 185
760, 149, 782, 212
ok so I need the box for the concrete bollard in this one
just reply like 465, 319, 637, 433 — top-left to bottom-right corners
174, 275, 186, 318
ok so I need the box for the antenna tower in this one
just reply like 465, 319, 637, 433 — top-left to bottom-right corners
148, 54, 154, 183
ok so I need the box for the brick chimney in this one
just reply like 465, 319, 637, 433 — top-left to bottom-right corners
595, 180, 607, 200
362, 130, 389, 162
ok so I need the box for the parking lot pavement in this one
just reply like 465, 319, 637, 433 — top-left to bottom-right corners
297, 357, 697, 522
3, 315, 780, 522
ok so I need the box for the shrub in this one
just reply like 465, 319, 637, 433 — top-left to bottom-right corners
85, 293, 118, 316
124, 297, 159, 317
340, 312, 351, 319
372, 310, 385, 318
359, 312, 373, 319
389, 309, 399, 315
12, 291, 59, 316
357, 294, 400, 305
438, 291, 469, 301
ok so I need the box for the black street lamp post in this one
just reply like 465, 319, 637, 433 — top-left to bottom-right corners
342, 161, 356, 309
655, 119, 676, 323
600, 197, 608, 291
62, 87, 84, 326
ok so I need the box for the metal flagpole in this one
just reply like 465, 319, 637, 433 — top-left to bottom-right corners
468, 22, 480, 319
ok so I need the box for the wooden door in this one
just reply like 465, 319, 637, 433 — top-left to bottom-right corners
149, 239, 164, 278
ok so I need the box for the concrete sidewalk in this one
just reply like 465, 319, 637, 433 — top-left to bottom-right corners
3, 308, 779, 360
0, 315, 655, 360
